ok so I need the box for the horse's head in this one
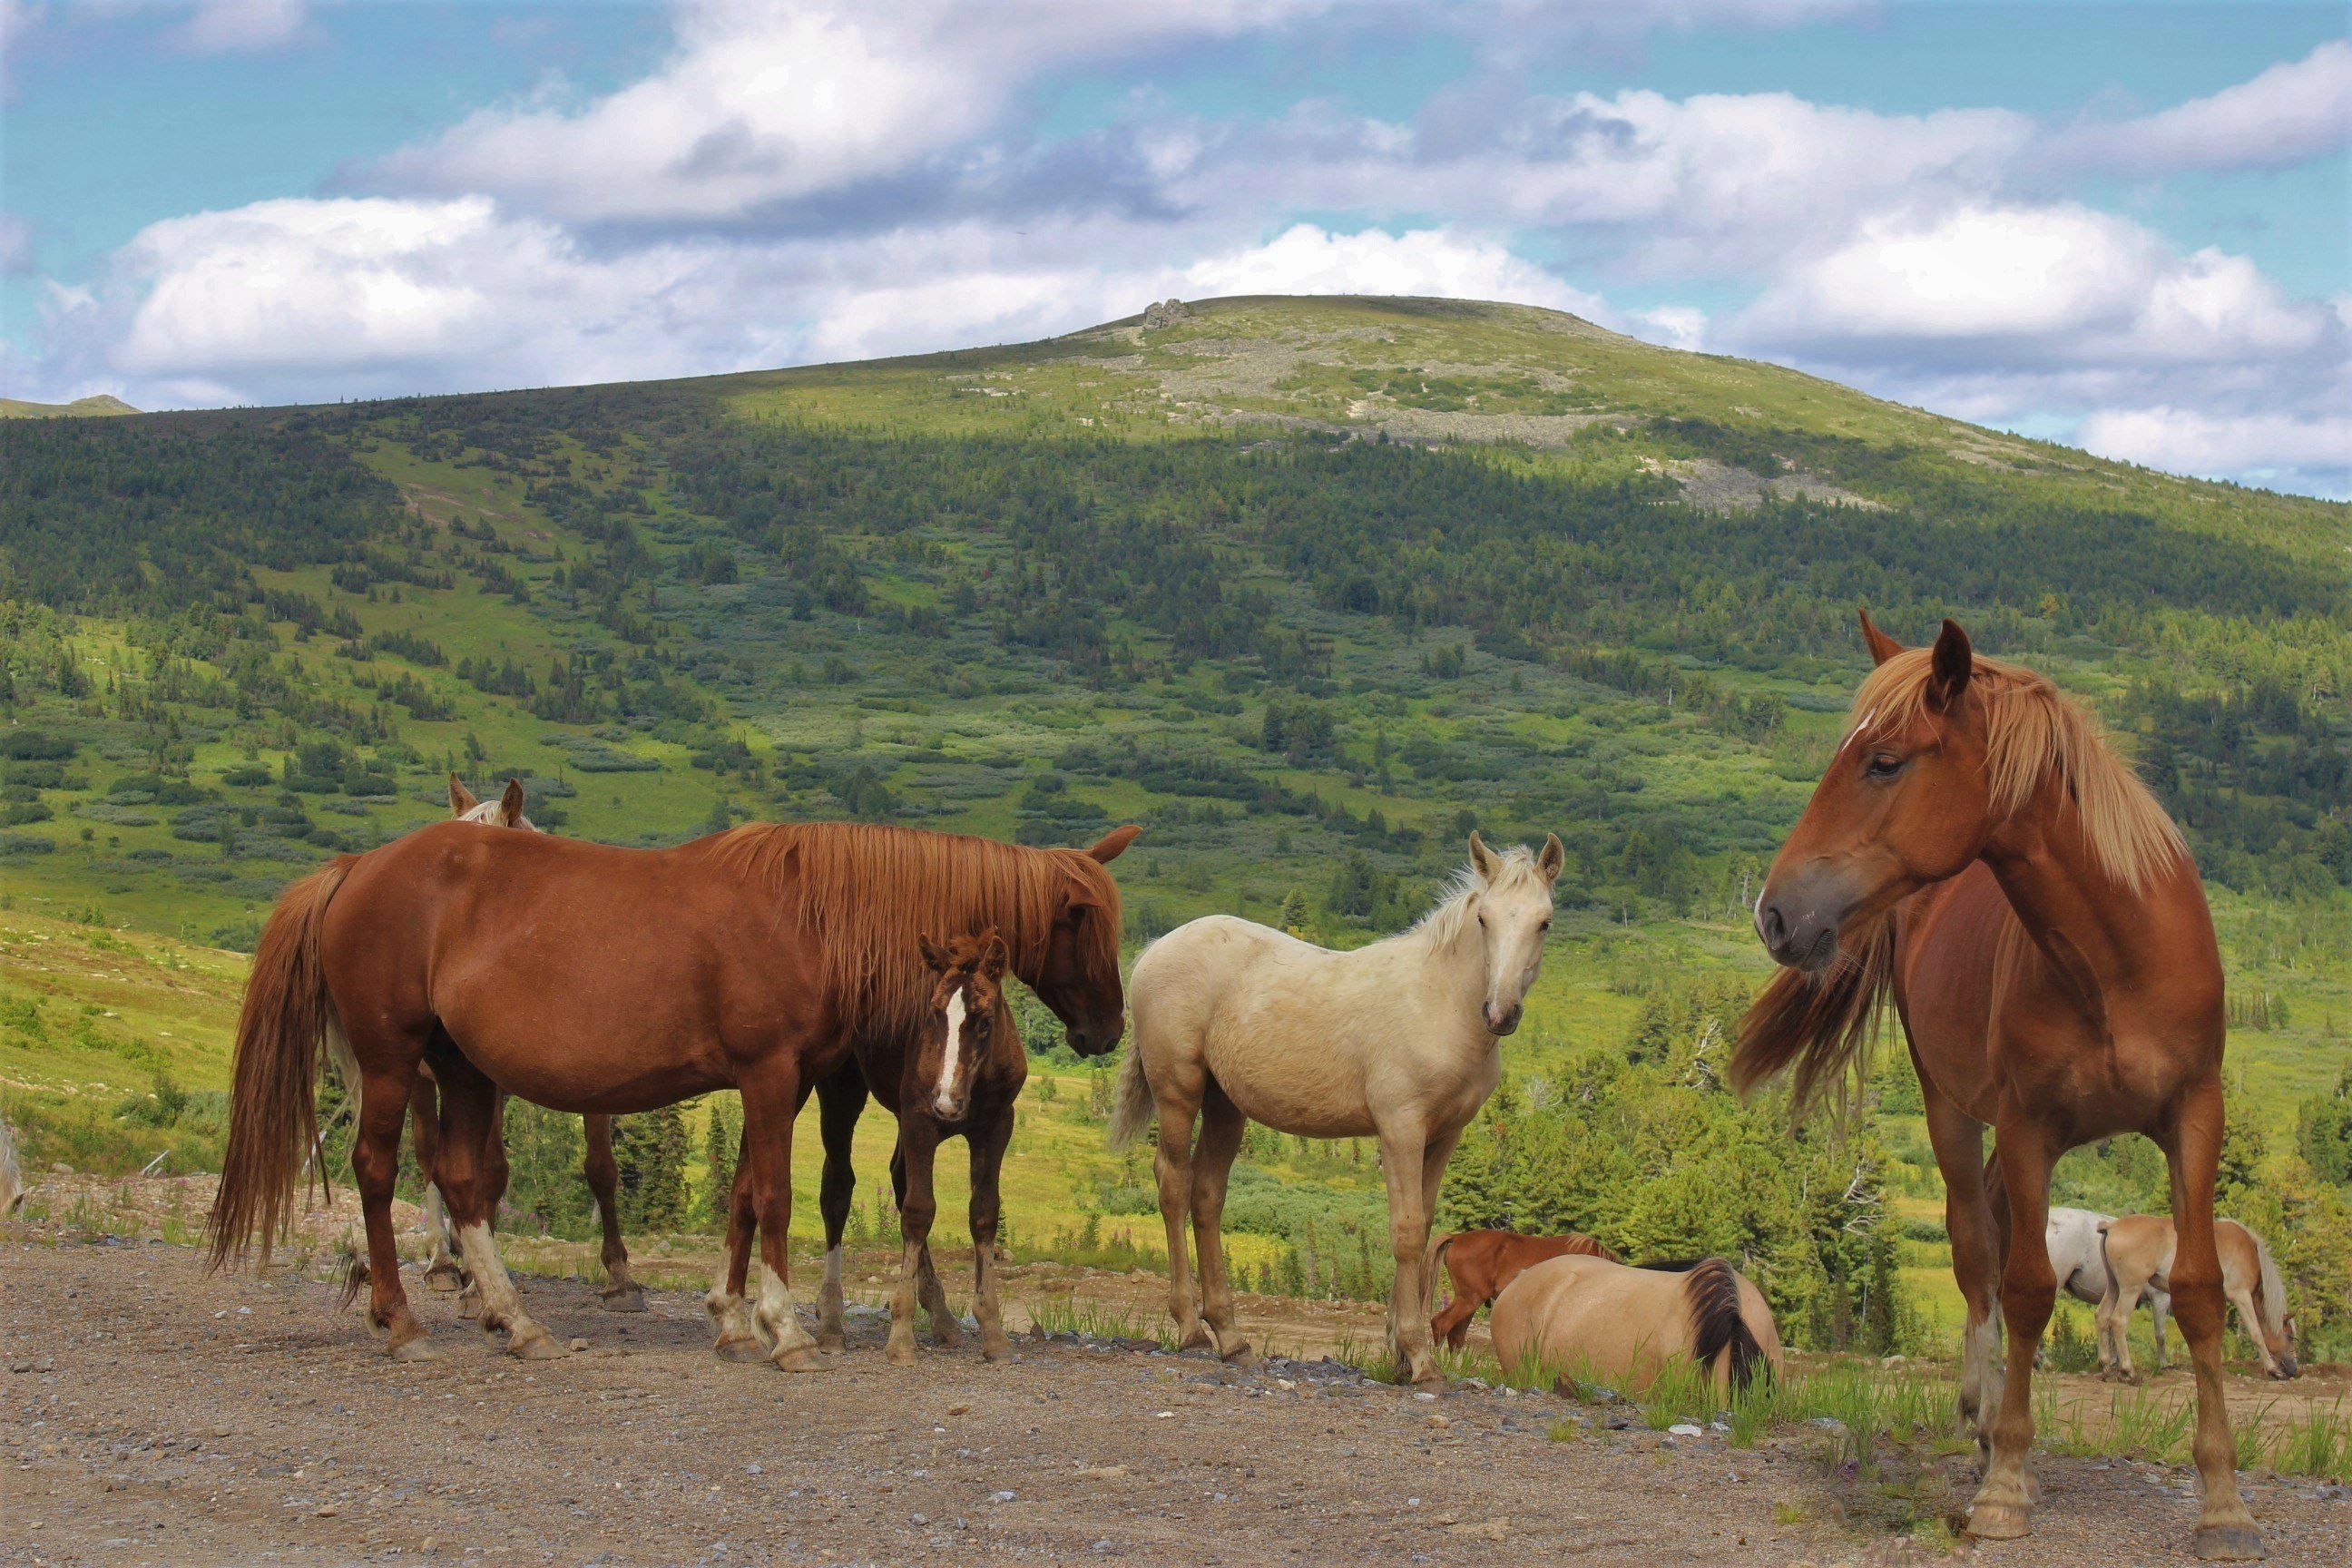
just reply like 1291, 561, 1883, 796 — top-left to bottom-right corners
1464, 830, 1565, 1036
450, 774, 536, 832
913, 929, 1012, 1122
1034, 825, 1139, 1057
1755, 612, 1991, 972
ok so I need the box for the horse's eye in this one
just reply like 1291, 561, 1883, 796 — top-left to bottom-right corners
1539, 918, 1551, 932
1865, 753, 1904, 779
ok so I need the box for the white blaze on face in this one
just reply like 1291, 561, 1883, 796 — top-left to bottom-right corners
933, 985, 968, 1117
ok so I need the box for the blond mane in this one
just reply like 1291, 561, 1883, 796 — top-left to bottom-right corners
704, 822, 1119, 1043
1846, 646, 2185, 892
1406, 845, 1550, 954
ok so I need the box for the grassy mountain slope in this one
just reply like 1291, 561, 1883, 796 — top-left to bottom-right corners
3, 295, 2347, 1350
0, 394, 140, 419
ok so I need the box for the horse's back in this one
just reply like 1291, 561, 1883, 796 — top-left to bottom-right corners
1490, 1255, 1685, 1385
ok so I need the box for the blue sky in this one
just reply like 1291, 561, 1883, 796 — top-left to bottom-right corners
4, 1, 2346, 495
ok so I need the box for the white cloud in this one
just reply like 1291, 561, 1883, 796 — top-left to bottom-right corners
174, 0, 308, 55
373, 0, 1336, 224
2078, 407, 2351, 494
2058, 40, 2352, 175
1734, 203, 2336, 369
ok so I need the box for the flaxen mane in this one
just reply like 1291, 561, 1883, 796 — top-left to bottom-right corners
1407, 846, 1549, 953
1731, 645, 2182, 1119
707, 822, 1118, 1044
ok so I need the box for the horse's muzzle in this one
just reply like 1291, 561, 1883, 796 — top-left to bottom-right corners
1485, 1002, 1522, 1036
1756, 869, 1850, 972
2272, 1356, 2299, 1380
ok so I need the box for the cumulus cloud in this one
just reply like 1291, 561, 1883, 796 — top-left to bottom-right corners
39, 192, 1603, 407
2078, 406, 2351, 491
2057, 40, 2352, 175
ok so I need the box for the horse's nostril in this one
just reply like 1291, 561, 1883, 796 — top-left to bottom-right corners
1759, 902, 1787, 947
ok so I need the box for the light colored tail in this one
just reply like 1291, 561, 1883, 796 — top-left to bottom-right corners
1104, 1048, 1153, 1150
1421, 1231, 1457, 1316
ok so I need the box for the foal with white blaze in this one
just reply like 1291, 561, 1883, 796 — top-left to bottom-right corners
1114, 831, 1563, 1387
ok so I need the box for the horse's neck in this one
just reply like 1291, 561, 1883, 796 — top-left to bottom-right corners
1979, 775, 2214, 1021
1396, 906, 1489, 1011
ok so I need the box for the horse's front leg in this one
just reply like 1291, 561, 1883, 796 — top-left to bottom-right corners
1377, 1122, 1441, 1388
968, 1108, 1015, 1362
1921, 1074, 2001, 1451
582, 1114, 644, 1312
1965, 1120, 2056, 1542
2161, 1076, 2261, 1560
1415, 1129, 1464, 1361
892, 1139, 963, 1348
740, 1064, 828, 1374
887, 1116, 943, 1367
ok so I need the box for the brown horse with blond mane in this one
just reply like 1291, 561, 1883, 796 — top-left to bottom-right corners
1737, 612, 2259, 1560
209, 818, 1134, 1373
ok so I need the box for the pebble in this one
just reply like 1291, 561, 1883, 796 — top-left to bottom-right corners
570, 1338, 589, 1352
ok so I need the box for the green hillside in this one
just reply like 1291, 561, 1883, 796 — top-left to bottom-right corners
0, 393, 139, 419
4, 294, 2347, 1355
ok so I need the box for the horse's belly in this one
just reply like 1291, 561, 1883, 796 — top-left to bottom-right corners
1201, 1037, 1375, 1139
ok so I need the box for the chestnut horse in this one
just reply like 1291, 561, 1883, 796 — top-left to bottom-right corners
1736, 612, 2259, 1559
406, 776, 646, 1316
209, 819, 1133, 1372
1423, 1230, 1620, 1349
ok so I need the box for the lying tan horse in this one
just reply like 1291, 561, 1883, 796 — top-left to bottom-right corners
1738, 612, 2260, 1558
1423, 1230, 1620, 1349
1114, 832, 1563, 1386
211, 819, 1132, 1370
1490, 1254, 1779, 1396
406, 776, 643, 1315
2099, 1215, 2298, 1381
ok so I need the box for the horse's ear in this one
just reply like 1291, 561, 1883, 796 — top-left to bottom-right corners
1084, 825, 1142, 863
499, 779, 527, 828
1857, 608, 1904, 667
1467, 830, 1501, 881
1536, 831, 1565, 884
918, 933, 950, 972
1926, 619, 1973, 712
448, 773, 478, 816
978, 930, 1010, 981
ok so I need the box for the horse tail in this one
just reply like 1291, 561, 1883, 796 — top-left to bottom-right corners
1684, 1257, 1768, 1395
1104, 1046, 1153, 1151
207, 858, 353, 1271
1421, 1232, 1458, 1316
1730, 916, 1895, 1122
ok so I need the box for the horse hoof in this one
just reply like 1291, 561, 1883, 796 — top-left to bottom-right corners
931, 1322, 965, 1349
771, 1346, 831, 1374
1220, 1341, 1257, 1367
425, 1273, 463, 1295
982, 1335, 1014, 1363
1966, 1504, 2033, 1541
816, 1333, 847, 1355
599, 1286, 647, 1314
887, 1339, 918, 1367
714, 1336, 768, 1364
1177, 1325, 1215, 1353
511, 1332, 565, 1362
387, 1337, 441, 1363
2191, 1525, 2265, 1562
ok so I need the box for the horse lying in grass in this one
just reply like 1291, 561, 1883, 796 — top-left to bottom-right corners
1114, 831, 1563, 1387
1738, 612, 2261, 1557
404, 776, 645, 1317
2044, 1205, 2169, 1372
1489, 1253, 1780, 1396
2098, 1215, 2297, 1381
1423, 1230, 1620, 1350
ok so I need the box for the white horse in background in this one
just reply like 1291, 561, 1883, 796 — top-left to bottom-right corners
2046, 1206, 2170, 1371
1112, 831, 1564, 1387
0, 1114, 23, 1219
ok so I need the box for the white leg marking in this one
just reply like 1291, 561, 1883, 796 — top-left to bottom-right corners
755, 1262, 814, 1352
455, 1222, 549, 1348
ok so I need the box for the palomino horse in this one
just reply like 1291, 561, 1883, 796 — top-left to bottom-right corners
2045, 1205, 2171, 1372
1424, 1230, 1620, 1349
209, 820, 1132, 1371
405, 777, 646, 1317
1490, 1254, 1779, 1396
1113, 832, 1563, 1387
2099, 1215, 2298, 1381
1737, 612, 2260, 1559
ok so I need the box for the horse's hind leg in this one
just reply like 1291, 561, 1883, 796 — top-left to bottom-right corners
2149, 1289, 2171, 1373
1189, 1085, 1251, 1364
583, 1114, 644, 1312
430, 1055, 560, 1360
354, 1048, 436, 1360
2161, 1078, 2261, 1560
408, 1077, 464, 1294
1152, 1080, 1208, 1351
814, 1065, 865, 1352
1965, 1121, 2057, 1542
704, 1147, 765, 1361
891, 1137, 963, 1348
967, 1109, 1015, 1362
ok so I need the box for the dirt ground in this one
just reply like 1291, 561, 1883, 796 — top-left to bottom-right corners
5, 1230, 2349, 1568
